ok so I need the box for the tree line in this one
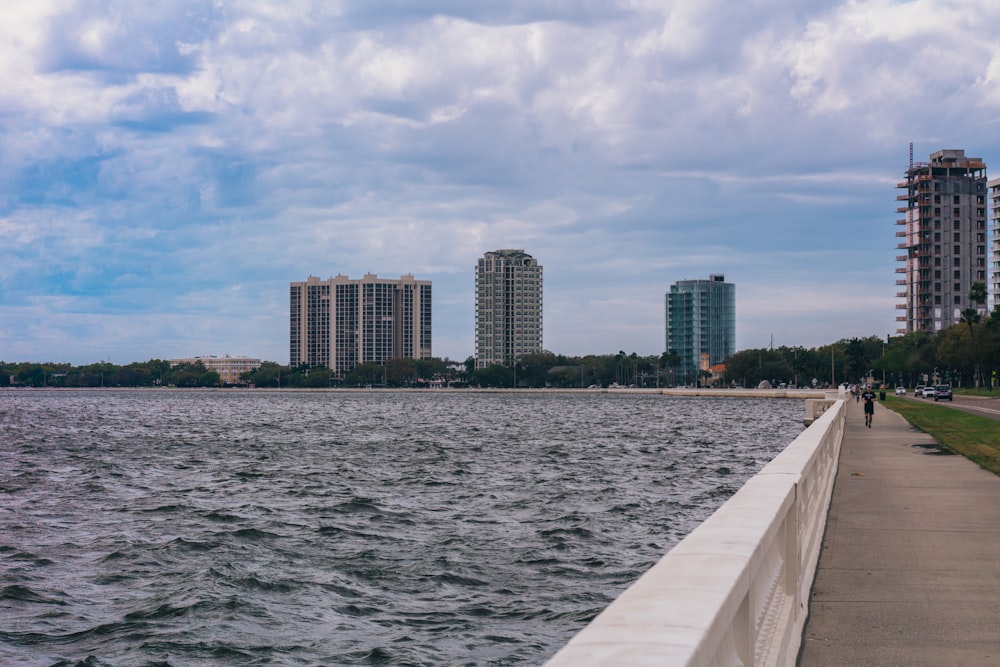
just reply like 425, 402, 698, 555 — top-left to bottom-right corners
726, 308, 1000, 390
0, 353, 673, 389
0, 360, 222, 388
3, 307, 998, 389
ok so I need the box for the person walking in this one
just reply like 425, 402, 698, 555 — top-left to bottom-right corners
862, 386, 876, 428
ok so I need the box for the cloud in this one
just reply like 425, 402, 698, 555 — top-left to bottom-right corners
2, 0, 1000, 364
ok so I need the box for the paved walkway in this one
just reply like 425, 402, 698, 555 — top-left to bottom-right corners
798, 397, 1000, 665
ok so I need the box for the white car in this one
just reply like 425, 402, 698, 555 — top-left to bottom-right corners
921, 386, 937, 399
895, 386, 906, 396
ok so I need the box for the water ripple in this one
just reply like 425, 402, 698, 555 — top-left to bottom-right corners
1, 389, 803, 665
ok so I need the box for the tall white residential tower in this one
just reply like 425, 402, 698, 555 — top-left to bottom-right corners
475, 249, 543, 369
290, 273, 432, 378
987, 176, 1000, 313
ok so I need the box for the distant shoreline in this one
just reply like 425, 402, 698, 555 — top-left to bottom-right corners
1, 386, 832, 399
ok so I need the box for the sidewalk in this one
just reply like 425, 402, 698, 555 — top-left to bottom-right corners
798, 397, 1000, 665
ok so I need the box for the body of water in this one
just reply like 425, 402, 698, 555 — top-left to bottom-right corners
1, 390, 803, 666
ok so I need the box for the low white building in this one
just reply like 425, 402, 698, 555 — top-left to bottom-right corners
169, 355, 261, 385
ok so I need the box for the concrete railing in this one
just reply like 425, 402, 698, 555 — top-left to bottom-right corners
803, 398, 837, 425
544, 399, 846, 667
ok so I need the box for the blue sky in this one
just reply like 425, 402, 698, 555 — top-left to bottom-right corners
3, 0, 1000, 365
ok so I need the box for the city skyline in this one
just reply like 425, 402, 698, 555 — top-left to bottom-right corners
5, 2, 1000, 365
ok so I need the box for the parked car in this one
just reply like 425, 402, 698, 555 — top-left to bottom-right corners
934, 385, 953, 401
915, 384, 926, 397
895, 386, 906, 396
921, 386, 938, 399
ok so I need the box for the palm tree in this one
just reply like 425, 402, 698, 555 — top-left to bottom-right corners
970, 281, 988, 313
964, 282, 988, 387
960, 307, 982, 333
614, 350, 626, 386
660, 349, 680, 386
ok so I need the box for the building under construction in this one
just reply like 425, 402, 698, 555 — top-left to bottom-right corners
895, 149, 988, 334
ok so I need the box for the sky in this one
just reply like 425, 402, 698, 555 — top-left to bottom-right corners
3, 0, 1000, 366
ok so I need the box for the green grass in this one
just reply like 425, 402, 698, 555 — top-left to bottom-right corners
954, 387, 1000, 398
881, 396, 1000, 476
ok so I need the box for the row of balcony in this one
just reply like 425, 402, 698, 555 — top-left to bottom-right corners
895, 171, 932, 189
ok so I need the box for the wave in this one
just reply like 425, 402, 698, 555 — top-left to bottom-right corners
0, 390, 804, 666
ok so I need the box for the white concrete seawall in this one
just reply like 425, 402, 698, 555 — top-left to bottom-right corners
544, 398, 847, 667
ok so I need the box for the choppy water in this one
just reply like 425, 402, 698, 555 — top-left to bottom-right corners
1, 390, 803, 666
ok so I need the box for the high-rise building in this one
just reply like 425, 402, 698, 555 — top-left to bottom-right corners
665, 274, 735, 383
988, 176, 1000, 313
896, 149, 989, 333
475, 249, 543, 369
290, 273, 432, 377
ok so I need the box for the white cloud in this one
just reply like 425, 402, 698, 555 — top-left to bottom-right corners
3, 0, 1000, 364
